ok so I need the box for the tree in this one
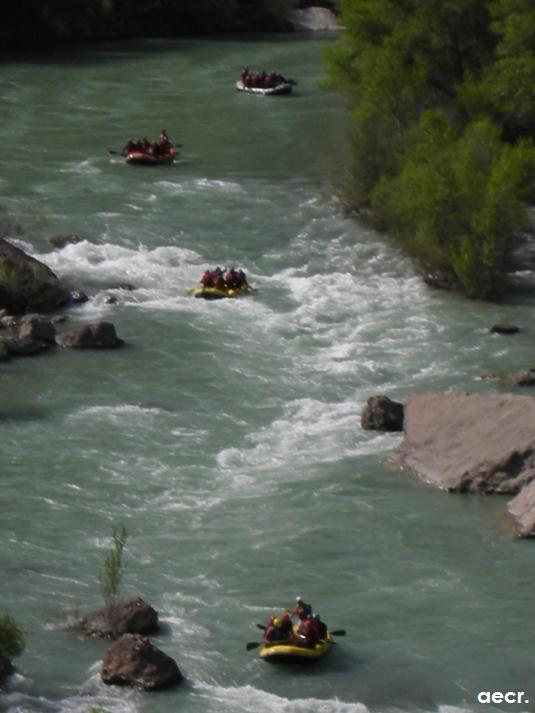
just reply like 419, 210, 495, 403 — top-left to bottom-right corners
326, 0, 535, 297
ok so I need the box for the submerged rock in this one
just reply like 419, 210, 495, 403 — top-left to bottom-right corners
101, 633, 183, 690
393, 392, 535, 493
423, 271, 452, 290
49, 234, 85, 249
70, 290, 89, 305
55, 321, 124, 349
0, 238, 70, 314
80, 596, 159, 639
490, 324, 520, 335
361, 395, 404, 431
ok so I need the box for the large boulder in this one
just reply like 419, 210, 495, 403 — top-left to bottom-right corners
361, 395, 404, 431
101, 633, 183, 691
393, 392, 535, 493
284, 7, 340, 32
80, 596, 159, 638
0, 239, 70, 314
55, 321, 124, 349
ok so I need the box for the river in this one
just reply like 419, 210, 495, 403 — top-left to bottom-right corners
1, 34, 535, 713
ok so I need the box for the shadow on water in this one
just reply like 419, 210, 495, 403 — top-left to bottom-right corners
0, 406, 48, 422
0, 32, 336, 67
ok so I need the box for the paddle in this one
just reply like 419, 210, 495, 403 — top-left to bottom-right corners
246, 641, 261, 651
288, 79, 298, 86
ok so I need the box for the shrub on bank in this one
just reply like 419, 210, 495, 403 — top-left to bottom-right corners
0, 615, 24, 683
326, 0, 535, 298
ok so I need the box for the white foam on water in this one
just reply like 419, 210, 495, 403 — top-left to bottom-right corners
195, 177, 243, 192
191, 682, 370, 713
216, 396, 400, 490
59, 160, 101, 176
73, 403, 168, 422
34, 240, 203, 299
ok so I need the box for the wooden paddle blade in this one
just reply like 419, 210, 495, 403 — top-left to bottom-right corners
330, 629, 346, 636
246, 641, 260, 650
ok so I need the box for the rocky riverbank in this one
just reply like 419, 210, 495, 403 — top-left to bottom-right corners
0, 238, 124, 358
363, 391, 535, 538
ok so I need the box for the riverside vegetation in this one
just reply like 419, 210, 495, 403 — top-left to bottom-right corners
0, 0, 333, 49
326, 0, 535, 298
99, 526, 127, 612
0, 615, 24, 684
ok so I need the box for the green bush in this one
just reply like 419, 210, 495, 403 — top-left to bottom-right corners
327, 0, 535, 298
99, 526, 127, 609
0, 615, 24, 682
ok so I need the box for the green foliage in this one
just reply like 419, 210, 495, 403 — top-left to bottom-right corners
0, 615, 24, 681
99, 526, 127, 608
327, 0, 535, 297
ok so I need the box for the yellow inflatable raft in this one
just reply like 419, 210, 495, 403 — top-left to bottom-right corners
191, 284, 251, 300
259, 631, 334, 663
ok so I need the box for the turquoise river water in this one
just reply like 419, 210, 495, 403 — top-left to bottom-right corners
2, 34, 535, 713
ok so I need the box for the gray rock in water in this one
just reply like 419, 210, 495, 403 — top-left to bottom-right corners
56, 321, 124, 349
361, 395, 404, 431
393, 392, 535, 493
70, 290, 89, 304
49, 234, 84, 249
490, 324, 520, 335
508, 480, 535, 537
285, 6, 341, 32
80, 596, 159, 638
18, 314, 56, 344
0, 238, 70, 314
101, 633, 183, 690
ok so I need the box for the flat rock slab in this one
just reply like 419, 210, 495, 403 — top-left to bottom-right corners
393, 392, 535, 493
